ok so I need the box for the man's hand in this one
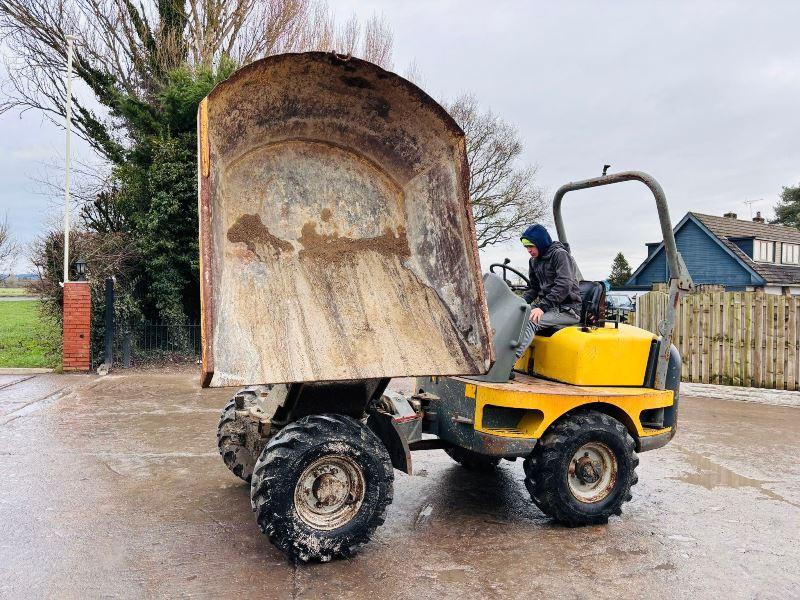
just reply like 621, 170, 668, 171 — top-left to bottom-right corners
529, 307, 544, 324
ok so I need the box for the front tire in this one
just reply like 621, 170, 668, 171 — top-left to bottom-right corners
250, 414, 394, 562
523, 410, 638, 525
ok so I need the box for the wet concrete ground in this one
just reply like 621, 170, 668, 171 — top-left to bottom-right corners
1, 369, 798, 599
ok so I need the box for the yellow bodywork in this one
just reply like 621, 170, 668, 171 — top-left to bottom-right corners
514, 323, 656, 387
461, 375, 673, 440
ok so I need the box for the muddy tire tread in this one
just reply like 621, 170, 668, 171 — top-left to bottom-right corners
523, 410, 638, 526
250, 413, 393, 562
216, 390, 258, 482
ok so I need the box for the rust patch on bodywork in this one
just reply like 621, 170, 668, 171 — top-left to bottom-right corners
198, 100, 215, 386
298, 222, 410, 263
227, 214, 293, 258
199, 99, 210, 178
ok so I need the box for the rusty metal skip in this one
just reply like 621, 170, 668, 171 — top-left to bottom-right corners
198, 52, 493, 389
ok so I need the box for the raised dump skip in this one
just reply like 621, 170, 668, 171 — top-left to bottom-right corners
198, 52, 493, 387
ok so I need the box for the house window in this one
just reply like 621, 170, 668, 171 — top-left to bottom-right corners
782, 243, 800, 265
754, 240, 775, 262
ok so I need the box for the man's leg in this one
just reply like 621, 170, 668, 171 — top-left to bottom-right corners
537, 308, 580, 330
513, 320, 536, 361
513, 308, 580, 362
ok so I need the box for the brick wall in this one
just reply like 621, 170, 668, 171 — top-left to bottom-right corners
63, 282, 91, 371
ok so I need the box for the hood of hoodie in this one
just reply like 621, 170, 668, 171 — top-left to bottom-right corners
520, 224, 553, 254
540, 240, 568, 259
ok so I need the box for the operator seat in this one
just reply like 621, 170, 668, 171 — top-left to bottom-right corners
578, 280, 606, 327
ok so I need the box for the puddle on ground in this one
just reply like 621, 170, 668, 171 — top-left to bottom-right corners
672, 446, 799, 509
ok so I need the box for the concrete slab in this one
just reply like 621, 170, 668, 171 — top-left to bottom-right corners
0, 368, 54, 375
0, 368, 797, 598
682, 381, 800, 407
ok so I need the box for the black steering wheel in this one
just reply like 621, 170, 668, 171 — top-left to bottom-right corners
489, 258, 530, 292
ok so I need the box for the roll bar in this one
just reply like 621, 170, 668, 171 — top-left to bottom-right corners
551, 170, 693, 390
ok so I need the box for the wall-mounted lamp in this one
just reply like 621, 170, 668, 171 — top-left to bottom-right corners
75, 256, 87, 281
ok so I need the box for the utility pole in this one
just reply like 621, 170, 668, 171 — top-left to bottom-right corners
63, 35, 77, 283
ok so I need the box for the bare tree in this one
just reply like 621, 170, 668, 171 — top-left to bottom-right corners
403, 58, 425, 89
360, 14, 393, 70
2, 1, 395, 329
444, 94, 547, 248
0, 1, 394, 163
0, 216, 18, 277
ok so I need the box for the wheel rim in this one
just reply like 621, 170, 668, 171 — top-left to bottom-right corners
567, 441, 617, 503
294, 454, 366, 530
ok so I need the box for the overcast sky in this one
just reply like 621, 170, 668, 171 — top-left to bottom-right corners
2, 0, 799, 280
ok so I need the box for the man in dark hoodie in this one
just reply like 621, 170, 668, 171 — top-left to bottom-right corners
513, 224, 582, 361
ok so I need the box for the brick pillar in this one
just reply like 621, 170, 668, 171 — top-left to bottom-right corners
63, 281, 91, 371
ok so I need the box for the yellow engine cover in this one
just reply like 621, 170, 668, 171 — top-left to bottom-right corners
520, 323, 657, 386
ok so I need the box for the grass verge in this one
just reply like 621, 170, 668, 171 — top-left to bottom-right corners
0, 287, 30, 297
0, 300, 61, 368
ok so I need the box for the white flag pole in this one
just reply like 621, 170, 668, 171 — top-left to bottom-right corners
63, 35, 76, 284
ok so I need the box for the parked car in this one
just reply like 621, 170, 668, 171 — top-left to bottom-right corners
606, 293, 636, 322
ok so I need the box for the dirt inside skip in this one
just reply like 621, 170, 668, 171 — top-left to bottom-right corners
226, 214, 411, 265
227, 213, 293, 256
297, 221, 411, 263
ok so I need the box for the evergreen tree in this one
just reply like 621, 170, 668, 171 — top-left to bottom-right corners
773, 184, 800, 229
608, 252, 633, 288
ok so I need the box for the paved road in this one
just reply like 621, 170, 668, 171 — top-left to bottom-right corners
0, 370, 798, 599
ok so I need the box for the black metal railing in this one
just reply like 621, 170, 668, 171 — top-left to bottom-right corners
134, 321, 202, 354
109, 321, 201, 366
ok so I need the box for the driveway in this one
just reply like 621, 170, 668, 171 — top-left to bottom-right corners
0, 369, 798, 599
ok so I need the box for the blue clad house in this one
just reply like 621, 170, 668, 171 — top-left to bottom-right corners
626, 211, 800, 295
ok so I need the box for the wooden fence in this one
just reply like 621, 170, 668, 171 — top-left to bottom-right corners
633, 291, 800, 390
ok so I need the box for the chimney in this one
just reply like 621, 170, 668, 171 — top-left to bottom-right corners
753, 211, 765, 223
723, 211, 737, 219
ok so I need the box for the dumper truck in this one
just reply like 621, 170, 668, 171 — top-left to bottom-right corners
198, 52, 693, 562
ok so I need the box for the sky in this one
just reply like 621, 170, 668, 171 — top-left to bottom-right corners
2, 0, 799, 280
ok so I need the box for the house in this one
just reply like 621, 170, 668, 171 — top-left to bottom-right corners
626, 211, 800, 295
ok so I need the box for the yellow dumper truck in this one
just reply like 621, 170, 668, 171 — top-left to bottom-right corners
198, 52, 693, 562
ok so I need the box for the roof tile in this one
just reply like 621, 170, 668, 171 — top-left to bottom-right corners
692, 212, 800, 243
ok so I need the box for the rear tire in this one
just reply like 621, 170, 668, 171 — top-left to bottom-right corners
444, 446, 500, 471
217, 388, 259, 482
250, 414, 394, 562
523, 410, 638, 525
